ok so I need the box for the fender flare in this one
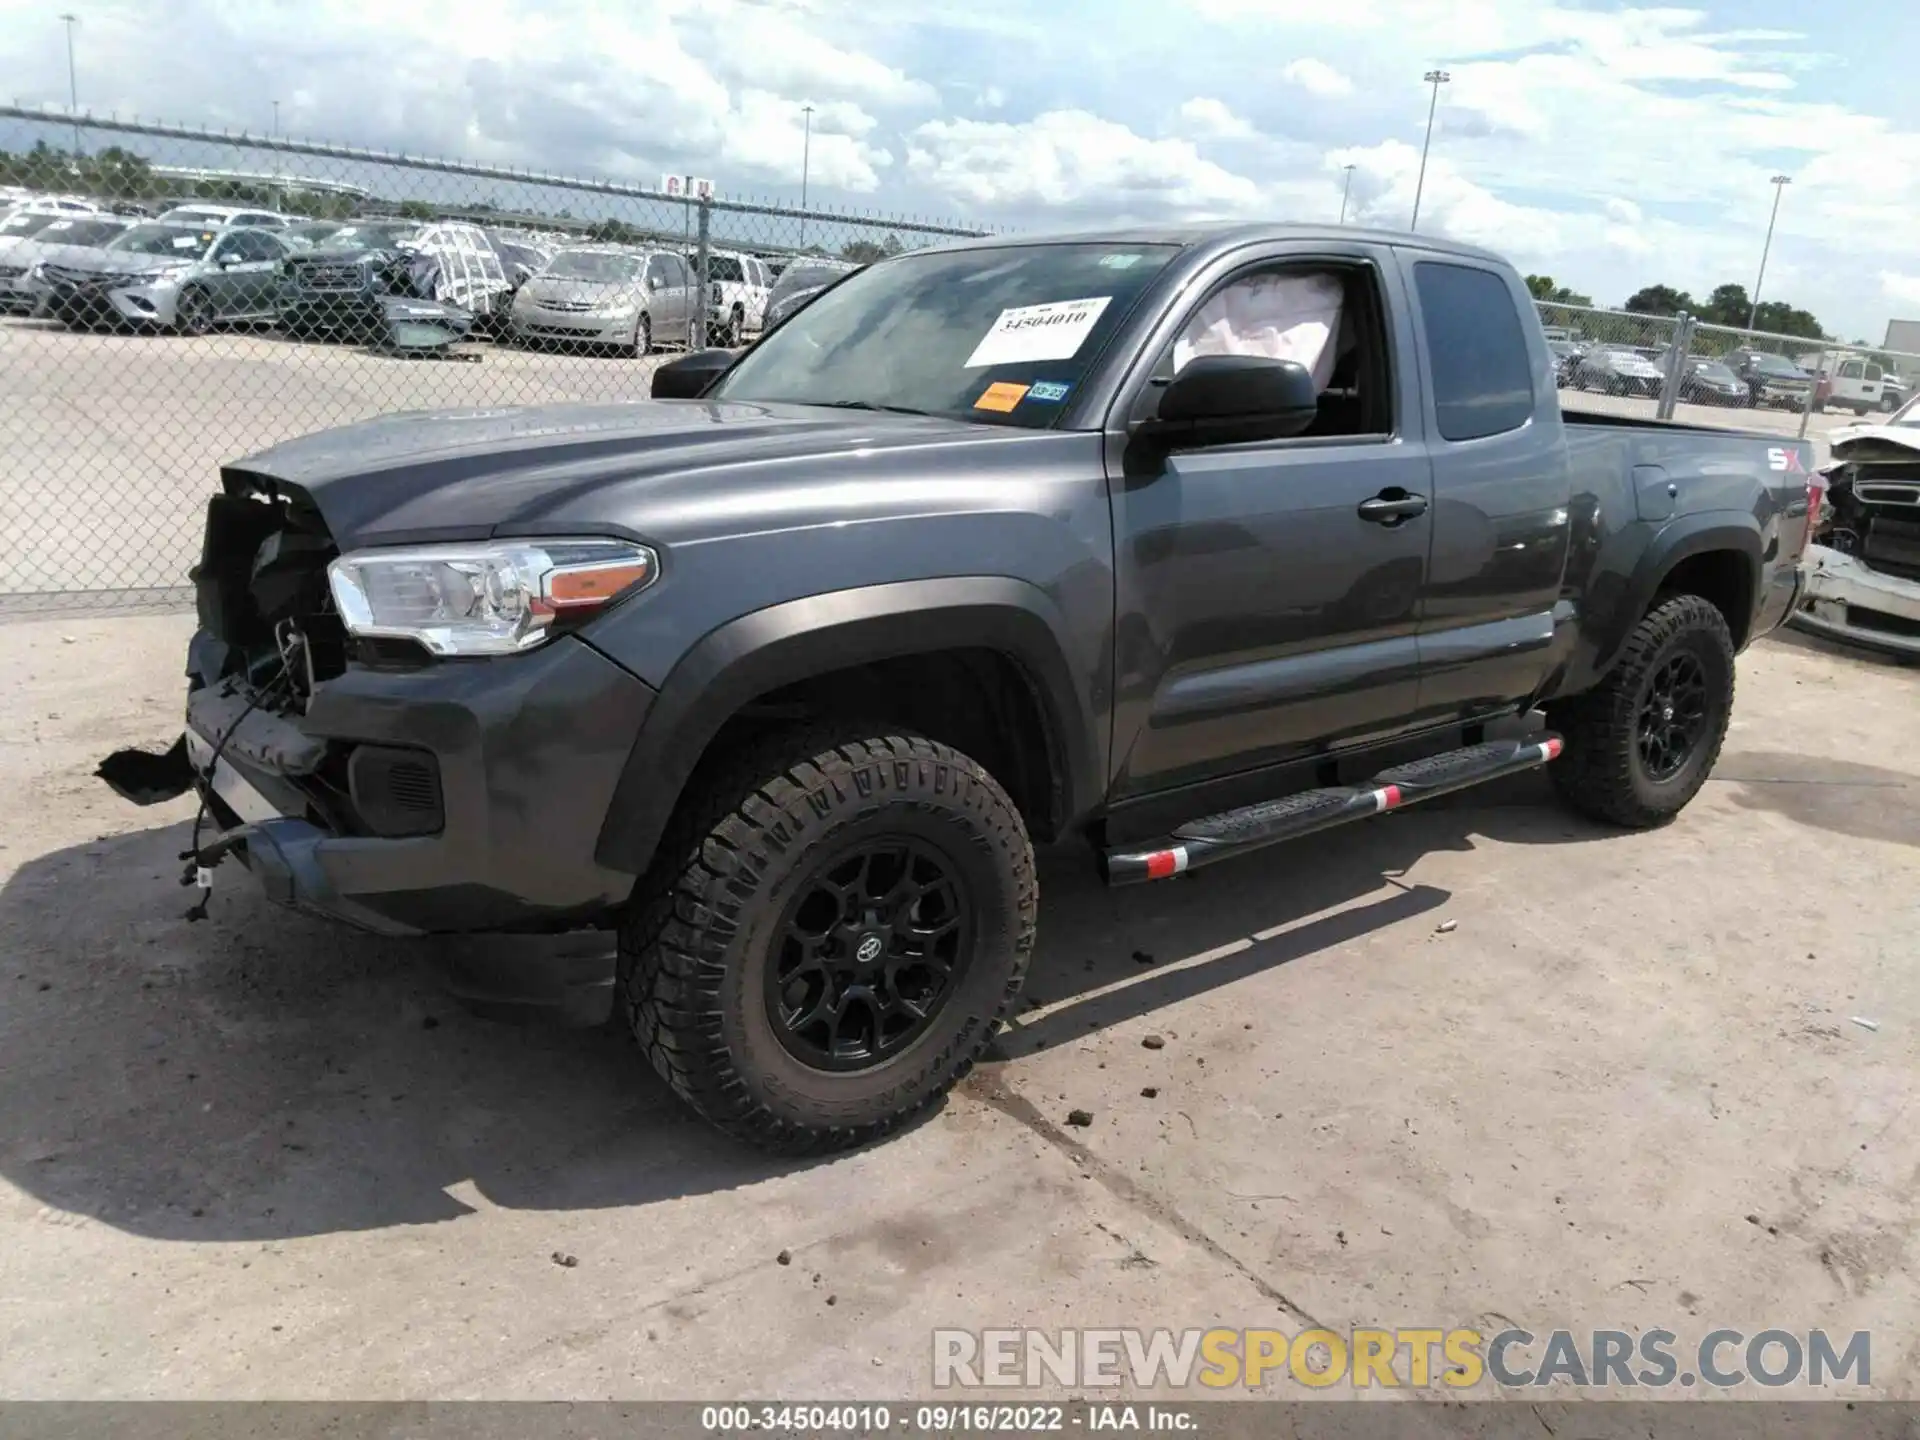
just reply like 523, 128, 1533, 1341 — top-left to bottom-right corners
591, 576, 1106, 877
1592, 512, 1763, 679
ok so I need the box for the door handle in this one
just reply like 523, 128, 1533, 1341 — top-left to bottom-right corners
1357, 491, 1429, 525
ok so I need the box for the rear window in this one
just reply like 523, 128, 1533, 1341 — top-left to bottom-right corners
707, 255, 746, 282
1413, 261, 1535, 441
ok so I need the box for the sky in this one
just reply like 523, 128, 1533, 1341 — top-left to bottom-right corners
0, 0, 1915, 343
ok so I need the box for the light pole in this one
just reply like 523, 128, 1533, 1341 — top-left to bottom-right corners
58, 13, 80, 157
1745, 174, 1791, 334
1338, 163, 1356, 224
799, 103, 815, 249
1410, 68, 1449, 232
271, 100, 282, 208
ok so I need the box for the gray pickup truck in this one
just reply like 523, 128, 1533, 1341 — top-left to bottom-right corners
103, 224, 1815, 1152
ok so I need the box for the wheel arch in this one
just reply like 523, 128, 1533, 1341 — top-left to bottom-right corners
1594, 515, 1762, 680
592, 577, 1107, 879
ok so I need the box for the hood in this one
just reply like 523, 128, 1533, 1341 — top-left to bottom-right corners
223, 400, 1037, 551
23, 239, 124, 269
1828, 425, 1920, 463
50, 250, 198, 278
521, 276, 640, 306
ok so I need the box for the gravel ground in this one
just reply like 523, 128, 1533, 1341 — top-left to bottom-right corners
0, 612, 1915, 1400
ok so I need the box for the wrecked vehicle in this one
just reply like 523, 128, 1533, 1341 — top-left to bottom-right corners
277, 220, 510, 342
101, 224, 1816, 1153
1792, 398, 1920, 657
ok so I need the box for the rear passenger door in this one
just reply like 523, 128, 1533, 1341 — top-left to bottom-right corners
1402, 256, 1572, 721
654, 253, 692, 341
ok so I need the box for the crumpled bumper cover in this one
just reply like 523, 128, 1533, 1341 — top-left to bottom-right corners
1789, 544, 1920, 657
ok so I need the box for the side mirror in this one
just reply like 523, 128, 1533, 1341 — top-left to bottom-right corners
215, 252, 240, 269
1137, 354, 1319, 448
651, 348, 736, 399
647, 275, 663, 292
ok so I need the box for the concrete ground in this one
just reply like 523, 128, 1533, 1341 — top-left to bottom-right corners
0, 316, 1866, 607
0, 613, 1914, 1400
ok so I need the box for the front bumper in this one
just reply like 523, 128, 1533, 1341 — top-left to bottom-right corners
182, 634, 657, 935
510, 306, 638, 343
1788, 545, 1920, 658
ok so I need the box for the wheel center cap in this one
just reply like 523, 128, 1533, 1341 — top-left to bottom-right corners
1661, 704, 1675, 722
854, 933, 885, 965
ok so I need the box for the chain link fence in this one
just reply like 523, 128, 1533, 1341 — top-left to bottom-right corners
4, 107, 1917, 616
0, 108, 987, 614
1536, 300, 1920, 433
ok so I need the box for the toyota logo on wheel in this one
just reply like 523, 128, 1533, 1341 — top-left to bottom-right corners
855, 935, 884, 963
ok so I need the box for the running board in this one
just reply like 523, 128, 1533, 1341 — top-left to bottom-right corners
1104, 734, 1563, 885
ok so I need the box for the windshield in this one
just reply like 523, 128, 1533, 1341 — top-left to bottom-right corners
323, 223, 416, 251
1, 212, 62, 239
544, 250, 642, 282
37, 217, 126, 246
713, 242, 1178, 426
162, 209, 234, 226
109, 224, 218, 258
1748, 354, 1804, 376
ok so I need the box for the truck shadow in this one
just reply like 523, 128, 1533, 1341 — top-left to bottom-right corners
0, 772, 1599, 1242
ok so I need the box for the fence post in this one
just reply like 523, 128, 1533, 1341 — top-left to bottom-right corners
1656, 311, 1693, 421
1798, 346, 1823, 440
694, 196, 712, 352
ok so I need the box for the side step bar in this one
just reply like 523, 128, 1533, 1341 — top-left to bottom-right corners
1104, 734, 1562, 885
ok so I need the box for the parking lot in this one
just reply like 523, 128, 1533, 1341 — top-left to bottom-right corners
2, 609, 1914, 1398
0, 315, 1869, 612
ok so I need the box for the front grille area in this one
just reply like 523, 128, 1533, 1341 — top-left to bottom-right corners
290, 261, 368, 292
1863, 516, 1920, 583
348, 745, 444, 837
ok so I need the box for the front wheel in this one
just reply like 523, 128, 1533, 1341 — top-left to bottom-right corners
633, 312, 652, 357
619, 729, 1036, 1153
1547, 594, 1735, 829
174, 287, 213, 337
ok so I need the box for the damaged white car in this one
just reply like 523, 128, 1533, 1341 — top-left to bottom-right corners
1792, 394, 1920, 658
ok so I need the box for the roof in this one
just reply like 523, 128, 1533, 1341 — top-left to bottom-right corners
918, 221, 1509, 266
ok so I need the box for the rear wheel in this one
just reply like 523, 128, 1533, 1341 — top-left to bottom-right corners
619, 728, 1036, 1153
1548, 594, 1735, 829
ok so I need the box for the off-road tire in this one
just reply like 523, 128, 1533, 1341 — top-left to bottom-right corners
1548, 594, 1736, 828
618, 728, 1037, 1154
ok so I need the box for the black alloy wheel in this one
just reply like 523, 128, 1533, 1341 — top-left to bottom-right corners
1634, 651, 1708, 782
766, 838, 972, 1072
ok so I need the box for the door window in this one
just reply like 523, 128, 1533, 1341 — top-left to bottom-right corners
655, 253, 689, 288
1412, 261, 1535, 442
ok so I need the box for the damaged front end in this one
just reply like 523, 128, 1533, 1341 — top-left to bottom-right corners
1792, 428, 1920, 659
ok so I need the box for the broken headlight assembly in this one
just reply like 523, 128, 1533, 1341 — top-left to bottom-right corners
327, 538, 657, 656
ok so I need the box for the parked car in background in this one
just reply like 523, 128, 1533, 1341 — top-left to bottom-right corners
761, 256, 861, 330
3, 193, 100, 216
1881, 373, 1911, 413
1799, 352, 1886, 416
41, 221, 290, 333
0, 208, 79, 255
1546, 338, 1582, 387
278, 220, 512, 340
156, 204, 289, 230
1722, 349, 1814, 410
695, 248, 772, 346
1650, 352, 1745, 406
481, 231, 555, 338
0, 214, 130, 313
509, 246, 693, 354
1569, 344, 1664, 396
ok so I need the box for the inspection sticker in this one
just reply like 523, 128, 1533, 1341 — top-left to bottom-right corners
965, 296, 1112, 368
974, 381, 1031, 412
1025, 380, 1072, 402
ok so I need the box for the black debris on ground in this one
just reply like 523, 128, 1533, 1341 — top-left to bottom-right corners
1140, 1087, 1159, 1099
1141, 1034, 1166, 1050
551, 1251, 579, 1268
1066, 1109, 1095, 1128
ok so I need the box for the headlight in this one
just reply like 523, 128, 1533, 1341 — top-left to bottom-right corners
129, 265, 191, 287
327, 538, 657, 656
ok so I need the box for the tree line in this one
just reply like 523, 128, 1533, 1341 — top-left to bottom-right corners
1524, 272, 1832, 343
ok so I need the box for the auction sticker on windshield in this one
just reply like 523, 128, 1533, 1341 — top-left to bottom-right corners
974, 382, 1030, 412
965, 296, 1112, 368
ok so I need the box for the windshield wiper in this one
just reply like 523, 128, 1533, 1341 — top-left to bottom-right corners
804, 400, 935, 417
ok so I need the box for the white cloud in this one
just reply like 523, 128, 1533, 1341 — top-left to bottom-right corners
1883, 273, 1920, 309
1280, 58, 1353, 98
1328, 140, 1566, 257
907, 110, 1263, 214
1177, 97, 1256, 140
698, 5, 937, 110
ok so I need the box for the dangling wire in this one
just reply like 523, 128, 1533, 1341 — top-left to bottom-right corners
178, 658, 295, 923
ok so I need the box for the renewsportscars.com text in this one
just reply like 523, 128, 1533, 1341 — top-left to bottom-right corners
932, 1327, 1871, 1390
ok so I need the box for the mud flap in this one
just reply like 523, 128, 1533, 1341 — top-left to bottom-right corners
96, 735, 195, 805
